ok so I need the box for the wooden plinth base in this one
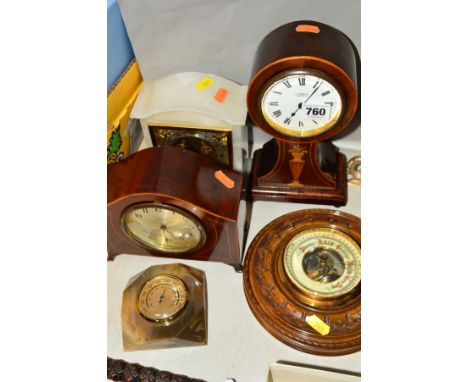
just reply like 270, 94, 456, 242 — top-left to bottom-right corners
249, 140, 347, 206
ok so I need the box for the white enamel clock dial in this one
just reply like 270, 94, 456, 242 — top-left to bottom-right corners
261, 71, 343, 138
122, 203, 205, 253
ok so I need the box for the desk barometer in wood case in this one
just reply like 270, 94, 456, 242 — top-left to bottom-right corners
243, 209, 361, 355
247, 21, 359, 205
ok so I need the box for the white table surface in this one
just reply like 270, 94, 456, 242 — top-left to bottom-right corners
108, 129, 361, 382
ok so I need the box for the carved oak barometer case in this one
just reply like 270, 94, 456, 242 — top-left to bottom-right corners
243, 209, 361, 356
247, 21, 358, 205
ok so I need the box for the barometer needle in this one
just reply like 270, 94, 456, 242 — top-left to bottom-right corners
159, 287, 167, 303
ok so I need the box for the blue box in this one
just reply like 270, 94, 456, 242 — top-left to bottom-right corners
107, 0, 135, 91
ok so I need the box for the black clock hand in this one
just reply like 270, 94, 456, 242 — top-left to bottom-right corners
159, 287, 167, 303
289, 102, 303, 118
288, 81, 322, 120
159, 225, 171, 243
303, 81, 322, 104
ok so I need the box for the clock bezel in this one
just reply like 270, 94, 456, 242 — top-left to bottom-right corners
137, 275, 190, 325
258, 68, 345, 139
247, 55, 358, 144
121, 202, 207, 255
283, 227, 361, 298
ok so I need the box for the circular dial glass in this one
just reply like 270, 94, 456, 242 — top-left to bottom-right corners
261, 71, 343, 138
283, 228, 360, 297
137, 275, 189, 322
122, 203, 205, 253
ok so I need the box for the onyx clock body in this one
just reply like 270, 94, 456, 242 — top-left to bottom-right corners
122, 264, 207, 351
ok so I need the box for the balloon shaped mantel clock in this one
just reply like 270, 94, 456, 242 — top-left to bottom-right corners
247, 21, 359, 205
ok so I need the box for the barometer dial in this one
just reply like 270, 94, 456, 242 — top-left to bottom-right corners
283, 228, 361, 298
122, 203, 205, 253
137, 275, 189, 322
261, 70, 343, 138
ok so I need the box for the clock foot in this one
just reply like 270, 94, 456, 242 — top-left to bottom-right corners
107, 253, 119, 261
232, 264, 243, 273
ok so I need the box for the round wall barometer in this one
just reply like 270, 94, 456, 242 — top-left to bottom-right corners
243, 209, 361, 355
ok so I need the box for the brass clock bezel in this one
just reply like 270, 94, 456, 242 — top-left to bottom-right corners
121, 202, 207, 255
258, 68, 345, 139
347, 155, 361, 187
282, 227, 361, 300
137, 275, 189, 325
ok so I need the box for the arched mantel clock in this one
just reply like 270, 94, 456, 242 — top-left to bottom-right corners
247, 21, 359, 205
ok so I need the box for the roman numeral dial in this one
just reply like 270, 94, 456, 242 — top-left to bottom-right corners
260, 72, 343, 138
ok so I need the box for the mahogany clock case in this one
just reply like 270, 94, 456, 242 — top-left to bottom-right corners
246, 20, 359, 205
243, 209, 361, 356
107, 146, 245, 268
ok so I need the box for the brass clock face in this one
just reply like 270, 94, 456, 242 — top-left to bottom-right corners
260, 70, 343, 138
173, 136, 217, 161
122, 203, 206, 254
137, 275, 189, 322
149, 125, 233, 168
283, 228, 361, 298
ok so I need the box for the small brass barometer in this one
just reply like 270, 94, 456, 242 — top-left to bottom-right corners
122, 263, 207, 351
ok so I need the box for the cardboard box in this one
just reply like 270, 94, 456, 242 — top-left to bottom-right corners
266, 363, 360, 382
107, 59, 142, 163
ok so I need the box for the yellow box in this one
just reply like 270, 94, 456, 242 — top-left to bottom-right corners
107, 59, 143, 163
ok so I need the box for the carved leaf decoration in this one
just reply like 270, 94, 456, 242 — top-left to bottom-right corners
107, 126, 123, 156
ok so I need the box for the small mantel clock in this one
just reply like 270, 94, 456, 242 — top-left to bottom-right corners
247, 20, 359, 205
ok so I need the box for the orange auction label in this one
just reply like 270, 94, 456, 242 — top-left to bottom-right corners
214, 88, 229, 103
296, 24, 320, 33
214, 170, 235, 189
305, 315, 330, 336
196, 77, 214, 91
